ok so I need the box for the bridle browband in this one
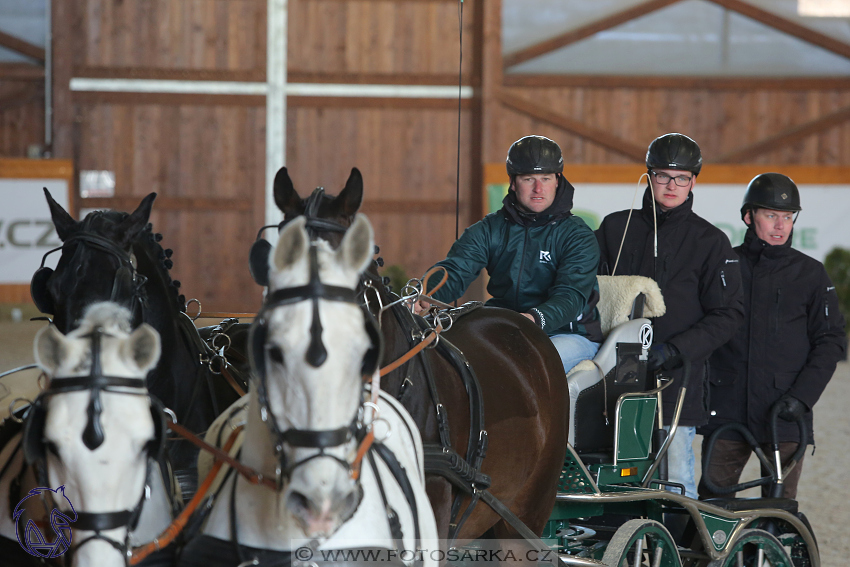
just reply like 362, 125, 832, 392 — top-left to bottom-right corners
23, 326, 164, 565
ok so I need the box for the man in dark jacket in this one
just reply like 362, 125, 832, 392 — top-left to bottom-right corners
421, 135, 602, 372
698, 173, 846, 499
596, 133, 744, 499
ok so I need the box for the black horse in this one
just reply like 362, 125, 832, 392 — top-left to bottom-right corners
263, 168, 568, 543
32, 189, 244, 496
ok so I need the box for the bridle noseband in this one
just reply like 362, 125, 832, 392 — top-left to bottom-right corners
22, 326, 165, 565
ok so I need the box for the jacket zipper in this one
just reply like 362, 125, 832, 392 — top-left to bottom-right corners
515, 227, 530, 311
773, 288, 781, 334
825, 293, 831, 330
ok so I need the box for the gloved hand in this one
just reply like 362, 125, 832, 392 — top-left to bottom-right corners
772, 394, 808, 422
647, 342, 683, 371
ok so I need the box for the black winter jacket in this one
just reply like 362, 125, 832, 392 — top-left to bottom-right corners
596, 188, 745, 426
698, 228, 846, 444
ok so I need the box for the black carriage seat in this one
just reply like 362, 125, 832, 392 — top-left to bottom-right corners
567, 276, 666, 455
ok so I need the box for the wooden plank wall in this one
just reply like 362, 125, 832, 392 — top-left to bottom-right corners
1, 0, 846, 309
52, 0, 268, 313
493, 87, 850, 167
0, 81, 44, 157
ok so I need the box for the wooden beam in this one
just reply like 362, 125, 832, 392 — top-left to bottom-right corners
0, 30, 45, 63
288, 71, 472, 86
498, 91, 646, 162
0, 63, 44, 81
74, 66, 266, 82
503, 0, 682, 69
715, 103, 850, 163
504, 74, 850, 91
706, 0, 850, 61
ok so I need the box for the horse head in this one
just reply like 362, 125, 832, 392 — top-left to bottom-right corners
29, 302, 166, 566
250, 214, 379, 538
33, 189, 156, 332
250, 167, 365, 288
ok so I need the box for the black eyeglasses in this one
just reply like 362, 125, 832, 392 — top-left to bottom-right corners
650, 171, 693, 187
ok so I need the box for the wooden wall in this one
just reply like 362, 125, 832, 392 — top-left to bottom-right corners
0, 80, 44, 157
1, 0, 847, 309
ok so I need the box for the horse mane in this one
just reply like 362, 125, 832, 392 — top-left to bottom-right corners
78, 210, 186, 314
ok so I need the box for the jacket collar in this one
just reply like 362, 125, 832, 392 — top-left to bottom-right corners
741, 226, 794, 261
502, 175, 574, 227
640, 185, 693, 227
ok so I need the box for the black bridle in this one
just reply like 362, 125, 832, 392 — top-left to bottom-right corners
31, 231, 148, 322
22, 327, 166, 564
250, 240, 381, 486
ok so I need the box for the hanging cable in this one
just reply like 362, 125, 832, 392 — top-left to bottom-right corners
612, 172, 649, 276
455, 0, 465, 242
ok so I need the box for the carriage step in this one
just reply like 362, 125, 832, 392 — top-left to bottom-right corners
702, 497, 798, 514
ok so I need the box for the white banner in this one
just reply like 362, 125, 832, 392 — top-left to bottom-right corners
0, 180, 69, 284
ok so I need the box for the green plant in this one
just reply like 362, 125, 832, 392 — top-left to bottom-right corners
381, 264, 410, 295
824, 247, 850, 330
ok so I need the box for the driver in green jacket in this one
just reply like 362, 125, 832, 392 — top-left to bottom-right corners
419, 135, 602, 373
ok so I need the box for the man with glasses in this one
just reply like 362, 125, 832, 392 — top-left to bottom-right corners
595, 133, 744, 501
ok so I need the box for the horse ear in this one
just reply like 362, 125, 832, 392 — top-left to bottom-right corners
34, 325, 67, 375
272, 216, 309, 273
44, 187, 77, 241
124, 323, 161, 373
273, 167, 302, 217
117, 193, 157, 246
337, 214, 374, 274
332, 168, 363, 218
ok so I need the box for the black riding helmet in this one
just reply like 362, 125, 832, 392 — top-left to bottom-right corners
646, 133, 703, 176
506, 135, 564, 177
740, 172, 802, 222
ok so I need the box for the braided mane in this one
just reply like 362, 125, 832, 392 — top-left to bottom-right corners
78, 210, 186, 314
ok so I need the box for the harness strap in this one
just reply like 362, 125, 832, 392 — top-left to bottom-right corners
166, 421, 277, 491
367, 451, 404, 551
372, 442, 420, 552
130, 425, 243, 565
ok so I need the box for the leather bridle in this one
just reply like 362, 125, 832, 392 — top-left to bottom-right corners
250, 241, 381, 486
22, 327, 167, 565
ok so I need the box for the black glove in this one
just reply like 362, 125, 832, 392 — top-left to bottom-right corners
773, 394, 808, 422
647, 342, 683, 371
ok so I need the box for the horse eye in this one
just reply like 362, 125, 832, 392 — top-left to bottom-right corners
267, 346, 284, 365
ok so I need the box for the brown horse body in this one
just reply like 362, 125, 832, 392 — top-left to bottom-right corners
271, 166, 568, 540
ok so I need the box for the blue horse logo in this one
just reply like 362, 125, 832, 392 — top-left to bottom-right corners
13, 486, 77, 558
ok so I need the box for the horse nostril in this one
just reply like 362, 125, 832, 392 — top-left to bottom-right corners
286, 490, 312, 515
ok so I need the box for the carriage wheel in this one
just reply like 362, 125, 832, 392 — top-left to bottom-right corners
707, 529, 794, 567
601, 519, 681, 567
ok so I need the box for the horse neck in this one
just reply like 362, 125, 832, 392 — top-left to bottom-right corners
130, 236, 202, 418
208, 393, 301, 542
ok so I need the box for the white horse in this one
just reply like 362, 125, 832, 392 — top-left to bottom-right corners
0, 302, 178, 567
179, 215, 438, 567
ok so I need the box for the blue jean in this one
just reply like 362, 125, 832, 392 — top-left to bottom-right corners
663, 425, 697, 500
549, 333, 600, 374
